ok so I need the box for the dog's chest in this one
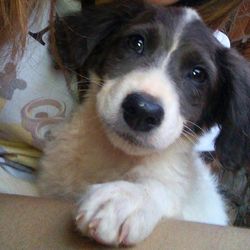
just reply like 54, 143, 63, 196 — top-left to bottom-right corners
76, 138, 139, 184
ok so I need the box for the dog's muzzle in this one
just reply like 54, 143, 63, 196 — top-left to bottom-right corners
122, 92, 164, 132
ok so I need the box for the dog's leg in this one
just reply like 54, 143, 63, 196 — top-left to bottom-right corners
75, 154, 190, 246
75, 154, 228, 246
75, 179, 174, 246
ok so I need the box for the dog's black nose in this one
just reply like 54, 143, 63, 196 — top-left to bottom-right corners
122, 93, 164, 132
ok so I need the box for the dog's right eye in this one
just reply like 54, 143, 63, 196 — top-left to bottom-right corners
187, 66, 207, 83
127, 35, 144, 55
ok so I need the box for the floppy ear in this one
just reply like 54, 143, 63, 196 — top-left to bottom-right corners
214, 48, 250, 170
54, 0, 145, 70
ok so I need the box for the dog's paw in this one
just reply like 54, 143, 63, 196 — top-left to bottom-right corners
75, 181, 161, 246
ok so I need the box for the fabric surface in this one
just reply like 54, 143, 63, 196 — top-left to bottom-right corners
0, 1, 77, 173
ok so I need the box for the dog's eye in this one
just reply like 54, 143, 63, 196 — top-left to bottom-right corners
188, 67, 207, 83
127, 35, 144, 55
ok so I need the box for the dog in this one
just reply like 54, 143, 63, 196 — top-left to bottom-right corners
38, 0, 250, 246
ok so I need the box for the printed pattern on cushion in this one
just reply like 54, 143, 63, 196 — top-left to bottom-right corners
0, 1, 76, 169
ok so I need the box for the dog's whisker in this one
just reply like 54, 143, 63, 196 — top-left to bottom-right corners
183, 125, 197, 136
55, 63, 101, 85
183, 125, 215, 161
182, 132, 197, 146
185, 120, 206, 134
76, 77, 103, 87
182, 125, 199, 145
183, 131, 198, 142
183, 125, 198, 137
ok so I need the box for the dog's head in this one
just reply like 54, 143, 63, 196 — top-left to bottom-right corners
56, 0, 250, 169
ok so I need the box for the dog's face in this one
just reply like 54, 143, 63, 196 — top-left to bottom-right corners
56, 1, 250, 166
93, 8, 214, 155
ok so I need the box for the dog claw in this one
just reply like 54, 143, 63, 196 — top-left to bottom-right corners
88, 218, 100, 230
88, 219, 108, 244
118, 223, 129, 245
75, 213, 85, 223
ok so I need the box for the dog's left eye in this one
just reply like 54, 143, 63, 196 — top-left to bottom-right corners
188, 67, 207, 83
127, 35, 144, 55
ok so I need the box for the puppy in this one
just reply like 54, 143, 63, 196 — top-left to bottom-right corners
38, 0, 250, 246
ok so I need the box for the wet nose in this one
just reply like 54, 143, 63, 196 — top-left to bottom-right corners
122, 92, 164, 132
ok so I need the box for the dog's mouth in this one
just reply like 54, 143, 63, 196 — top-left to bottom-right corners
115, 131, 145, 147
101, 118, 152, 149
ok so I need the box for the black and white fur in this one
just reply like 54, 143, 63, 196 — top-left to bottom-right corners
38, 0, 250, 246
